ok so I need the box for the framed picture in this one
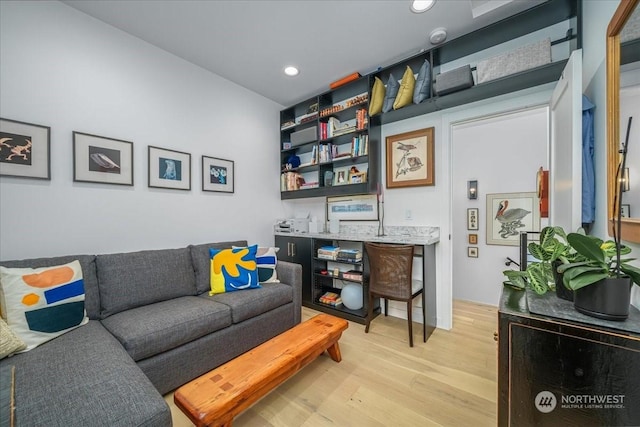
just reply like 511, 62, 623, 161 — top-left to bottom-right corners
349, 171, 367, 184
335, 169, 348, 185
621, 204, 630, 218
148, 146, 191, 190
0, 118, 50, 180
202, 156, 234, 193
467, 208, 479, 230
486, 192, 540, 246
386, 127, 434, 188
326, 194, 378, 221
468, 247, 479, 258
468, 234, 478, 244
73, 132, 133, 186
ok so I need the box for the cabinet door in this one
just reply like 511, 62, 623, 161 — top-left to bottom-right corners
504, 318, 640, 426
274, 235, 312, 304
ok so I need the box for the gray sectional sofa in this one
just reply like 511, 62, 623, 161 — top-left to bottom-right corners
0, 240, 302, 426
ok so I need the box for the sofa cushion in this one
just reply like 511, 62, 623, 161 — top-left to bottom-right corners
206, 282, 293, 323
101, 296, 231, 361
209, 245, 261, 295
0, 321, 171, 427
189, 240, 248, 294
0, 260, 89, 352
97, 247, 197, 318
0, 317, 25, 359
0, 255, 99, 320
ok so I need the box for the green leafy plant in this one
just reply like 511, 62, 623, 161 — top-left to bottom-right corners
503, 226, 576, 295
557, 233, 640, 291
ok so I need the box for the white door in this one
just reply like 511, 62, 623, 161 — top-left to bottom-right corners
549, 49, 583, 233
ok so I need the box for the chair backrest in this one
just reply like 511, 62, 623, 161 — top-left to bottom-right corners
364, 242, 414, 300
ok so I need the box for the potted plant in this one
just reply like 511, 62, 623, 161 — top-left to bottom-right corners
557, 233, 640, 321
502, 226, 576, 297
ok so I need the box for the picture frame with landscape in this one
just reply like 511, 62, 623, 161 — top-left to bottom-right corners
73, 131, 133, 186
148, 146, 191, 190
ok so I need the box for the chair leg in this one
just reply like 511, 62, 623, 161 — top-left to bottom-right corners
365, 293, 373, 333
384, 298, 388, 317
422, 297, 427, 342
407, 301, 413, 347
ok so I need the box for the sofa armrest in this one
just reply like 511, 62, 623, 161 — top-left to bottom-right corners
276, 261, 302, 325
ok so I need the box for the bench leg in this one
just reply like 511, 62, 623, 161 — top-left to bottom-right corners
326, 340, 342, 362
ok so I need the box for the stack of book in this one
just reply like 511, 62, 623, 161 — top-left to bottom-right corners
342, 270, 363, 281
336, 249, 362, 262
319, 292, 342, 306
317, 245, 340, 260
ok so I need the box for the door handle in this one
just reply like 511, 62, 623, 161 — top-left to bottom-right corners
291, 243, 296, 257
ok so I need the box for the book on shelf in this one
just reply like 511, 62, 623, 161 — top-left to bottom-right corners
350, 134, 368, 157
280, 171, 304, 191
336, 249, 362, 262
317, 245, 340, 260
342, 270, 363, 281
319, 291, 343, 306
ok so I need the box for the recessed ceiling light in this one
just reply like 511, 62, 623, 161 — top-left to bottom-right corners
284, 66, 299, 76
411, 0, 435, 13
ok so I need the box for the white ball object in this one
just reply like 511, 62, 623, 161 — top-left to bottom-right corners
341, 284, 363, 310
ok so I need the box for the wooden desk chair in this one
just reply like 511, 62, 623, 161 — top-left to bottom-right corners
364, 242, 425, 347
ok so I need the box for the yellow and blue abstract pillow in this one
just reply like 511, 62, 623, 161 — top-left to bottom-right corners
0, 260, 88, 352
209, 245, 261, 295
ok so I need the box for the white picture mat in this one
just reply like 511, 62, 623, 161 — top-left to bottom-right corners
202, 156, 234, 193
148, 146, 191, 190
486, 192, 540, 246
74, 132, 133, 185
0, 119, 50, 179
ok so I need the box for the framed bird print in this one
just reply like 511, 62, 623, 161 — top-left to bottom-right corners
73, 132, 133, 186
486, 192, 540, 246
386, 127, 434, 188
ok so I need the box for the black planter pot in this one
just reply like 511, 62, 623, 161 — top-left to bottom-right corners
573, 277, 632, 321
552, 260, 573, 302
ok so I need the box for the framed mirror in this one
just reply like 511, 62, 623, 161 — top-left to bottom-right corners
607, 0, 640, 243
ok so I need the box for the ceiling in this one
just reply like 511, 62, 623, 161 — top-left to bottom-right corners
62, 0, 545, 107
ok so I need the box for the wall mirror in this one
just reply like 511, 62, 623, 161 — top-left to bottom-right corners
607, 0, 640, 243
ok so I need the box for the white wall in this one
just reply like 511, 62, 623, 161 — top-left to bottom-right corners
451, 106, 548, 306
0, 1, 285, 260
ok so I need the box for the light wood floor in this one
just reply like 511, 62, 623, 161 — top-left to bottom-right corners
165, 300, 498, 426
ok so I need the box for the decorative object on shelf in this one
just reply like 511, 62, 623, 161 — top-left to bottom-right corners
73, 131, 133, 186
369, 76, 385, 116
467, 180, 478, 199
467, 208, 478, 230
557, 233, 640, 321
0, 117, 50, 180
382, 73, 399, 113
385, 127, 435, 188
467, 247, 478, 258
377, 183, 385, 236
413, 60, 432, 104
284, 154, 300, 169
147, 146, 191, 191
329, 72, 361, 90
393, 66, 416, 110
202, 156, 234, 193
327, 194, 378, 221
434, 64, 474, 96
341, 283, 363, 310
324, 170, 334, 187
486, 192, 539, 246
468, 234, 477, 244
476, 37, 551, 84
349, 171, 366, 184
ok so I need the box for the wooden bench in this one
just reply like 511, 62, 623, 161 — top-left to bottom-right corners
174, 313, 349, 427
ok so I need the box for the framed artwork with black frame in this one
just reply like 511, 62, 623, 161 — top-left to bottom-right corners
202, 156, 234, 193
0, 118, 50, 180
73, 131, 133, 186
148, 146, 191, 190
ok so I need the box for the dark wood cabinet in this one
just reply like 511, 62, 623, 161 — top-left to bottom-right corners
274, 235, 312, 304
498, 288, 640, 426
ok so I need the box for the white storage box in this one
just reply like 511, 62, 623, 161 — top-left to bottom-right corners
476, 38, 551, 84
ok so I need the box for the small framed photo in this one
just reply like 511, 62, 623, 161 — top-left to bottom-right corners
202, 156, 234, 193
349, 171, 367, 184
73, 132, 133, 186
468, 247, 479, 258
335, 170, 347, 185
0, 118, 50, 180
148, 146, 191, 190
621, 204, 630, 218
468, 234, 478, 244
467, 208, 479, 230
